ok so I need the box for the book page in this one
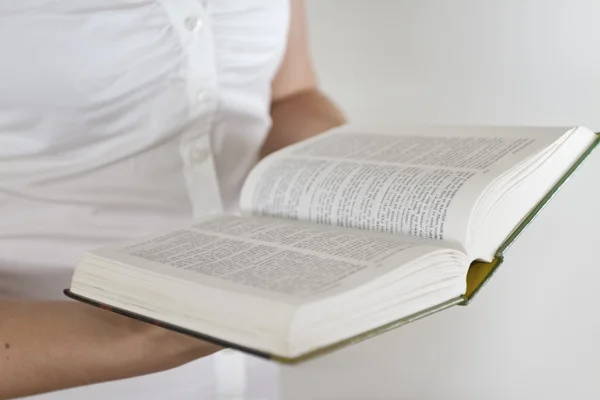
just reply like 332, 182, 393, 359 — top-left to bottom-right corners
241, 125, 569, 248
93, 216, 462, 303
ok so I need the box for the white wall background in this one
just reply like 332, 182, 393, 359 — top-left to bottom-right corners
306, 0, 599, 129
280, 1, 600, 399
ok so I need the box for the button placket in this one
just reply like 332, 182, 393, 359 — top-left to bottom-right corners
159, 0, 223, 215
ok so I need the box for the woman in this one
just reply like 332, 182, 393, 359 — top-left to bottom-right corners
0, 0, 345, 398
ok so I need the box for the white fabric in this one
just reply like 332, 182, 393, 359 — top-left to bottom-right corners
0, 0, 288, 398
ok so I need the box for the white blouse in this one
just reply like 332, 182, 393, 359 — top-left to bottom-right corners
0, 0, 288, 398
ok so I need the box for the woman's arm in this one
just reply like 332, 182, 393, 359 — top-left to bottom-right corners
261, 0, 346, 158
0, 299, 219, 399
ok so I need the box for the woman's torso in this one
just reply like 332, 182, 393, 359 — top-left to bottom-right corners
0, 0, 288, 398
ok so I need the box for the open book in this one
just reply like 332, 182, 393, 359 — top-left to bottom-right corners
66, 125, 599, 363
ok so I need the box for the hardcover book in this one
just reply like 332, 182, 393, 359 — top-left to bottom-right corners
65, 124, 599, 363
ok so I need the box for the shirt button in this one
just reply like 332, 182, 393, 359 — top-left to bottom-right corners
185, 16, 202, 32
191, 147, 210, 163
196, 91, 209, 103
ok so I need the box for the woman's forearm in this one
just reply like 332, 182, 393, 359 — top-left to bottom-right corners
261, 88, 346, 158
0, 299, 219, 399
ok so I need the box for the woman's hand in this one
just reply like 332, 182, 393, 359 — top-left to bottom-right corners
0, 299, 220, 399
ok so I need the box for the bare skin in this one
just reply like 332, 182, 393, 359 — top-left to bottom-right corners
0, 299, 220, 399
263, 0, 346, 158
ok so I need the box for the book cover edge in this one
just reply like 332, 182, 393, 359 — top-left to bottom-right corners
460, 132, 600, 305
63, 289, 274, 360
495, 133, 599, 257
63, 289, 463, 364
